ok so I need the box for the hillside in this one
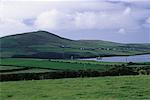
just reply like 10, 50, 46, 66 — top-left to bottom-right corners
0, 31, 150, 59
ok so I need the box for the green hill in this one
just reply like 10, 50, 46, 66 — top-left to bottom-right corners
0, 31, 150, 59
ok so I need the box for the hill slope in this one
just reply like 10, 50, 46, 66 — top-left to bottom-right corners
0, 31, 150, 58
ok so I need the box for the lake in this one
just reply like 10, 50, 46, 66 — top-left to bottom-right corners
80, 54, 150, 62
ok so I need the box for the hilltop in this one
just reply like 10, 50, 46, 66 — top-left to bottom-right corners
0, 31, 150, 59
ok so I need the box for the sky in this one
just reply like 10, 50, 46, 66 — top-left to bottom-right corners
0, 0, 150, 43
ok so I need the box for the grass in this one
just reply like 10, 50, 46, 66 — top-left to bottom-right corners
0, 58, 149, 74
0, 75, 150, 100
51, 59, 125, 65
0, 58, 116, 71
0, 66, 24, 71
0, 69, 58, 74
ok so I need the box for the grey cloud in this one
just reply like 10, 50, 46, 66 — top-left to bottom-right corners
0, 0, 149, 43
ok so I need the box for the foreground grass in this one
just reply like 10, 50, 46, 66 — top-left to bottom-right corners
1, 75, 150, 100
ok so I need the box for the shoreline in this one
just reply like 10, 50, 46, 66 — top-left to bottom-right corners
0, 53, 149, 60
76, 53, 150, 60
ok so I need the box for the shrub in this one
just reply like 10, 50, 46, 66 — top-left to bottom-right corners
138, 69, 147, 75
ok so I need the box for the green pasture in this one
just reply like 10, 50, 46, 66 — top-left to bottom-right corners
1, 75, 150, 100
0, 58, 116, 71
0, 66, 24, 71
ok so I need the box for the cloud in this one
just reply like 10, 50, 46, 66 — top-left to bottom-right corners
34, 9, 75, 30
146, 17, 150, 24
0, 0, 150, 43
74, 12, 100, 29
123, 7, 131, 15
33, 7, 141, 31
118, 28, 126, 34
35, 10, 60, 29
143, 17, 150, 28
0, 18, 33, 37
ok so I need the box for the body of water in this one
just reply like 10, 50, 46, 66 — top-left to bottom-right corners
80, 54, 150, 62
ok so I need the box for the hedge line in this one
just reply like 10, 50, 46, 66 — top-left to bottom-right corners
0, 67, 139, 82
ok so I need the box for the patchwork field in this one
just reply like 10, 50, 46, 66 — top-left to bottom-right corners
0, 58, 123, 71
1, 75, 150, 100
1, 58, 149, 71
0, 58, 149, 81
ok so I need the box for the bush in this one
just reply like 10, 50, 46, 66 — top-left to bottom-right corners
138, 70, 148, 75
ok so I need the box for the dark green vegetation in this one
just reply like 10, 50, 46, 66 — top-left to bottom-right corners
1, 75, 150, 100
0, 58, 149, 81
0, 31, 150, 58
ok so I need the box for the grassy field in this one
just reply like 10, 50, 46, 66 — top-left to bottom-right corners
1, 58, 149, 71
0, 75, 150, 100
0, 58, 149, 76
0, 58, 117, 71
0, 68, 57, 74
0, 66, 25, 71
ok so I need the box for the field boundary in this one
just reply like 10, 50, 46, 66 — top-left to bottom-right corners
0, 66, 139, 82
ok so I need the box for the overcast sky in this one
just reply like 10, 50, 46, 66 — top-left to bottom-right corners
0, 0, 150, 43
